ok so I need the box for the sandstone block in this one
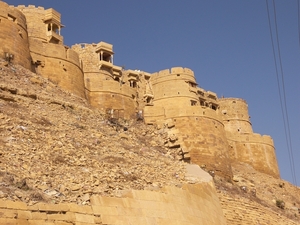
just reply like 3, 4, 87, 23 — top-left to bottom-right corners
54, 221, 74, 225
31, 212, 48, 220
0, 208, 18, 218
47, 212, 75, 222
92, 205, 118, 216
68, 203, 93, 214
74, 213, 95, 223
6, 200, 27, 210
17, 210, 32, 219
132, 190, 163, 202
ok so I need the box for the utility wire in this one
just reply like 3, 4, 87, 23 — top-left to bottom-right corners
266, 0, 297, 185
298, 0, 300, 46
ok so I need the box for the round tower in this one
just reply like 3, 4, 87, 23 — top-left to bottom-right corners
0, 2, 32, 70
151, 67, 199, 109
72, 42, 137, 119
218, 98, 253, 134
218, 98, 279, 178
148, 67, 233, 179
13, 5, 85, 98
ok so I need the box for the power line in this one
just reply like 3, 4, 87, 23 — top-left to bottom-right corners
265, 0, 297, 185
298, 0, 300, 46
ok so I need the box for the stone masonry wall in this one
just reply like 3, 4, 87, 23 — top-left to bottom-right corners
0, 2, 32, 70
218, 98, 280, 178
0, 183, 226, 225
151, 67, 198, 109
11, 5, 86, 98
72, 43, 137, 119
218, 192, 298, 225
173, 115, 233, 180
30, 40, 86, 98
226, 133, 280, 178
218, 98, 253, 134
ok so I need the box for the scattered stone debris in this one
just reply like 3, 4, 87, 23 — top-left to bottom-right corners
0, 59, 186, 205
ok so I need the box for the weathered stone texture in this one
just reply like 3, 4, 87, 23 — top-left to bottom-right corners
0, 2, 32, 70
0, 183, 226, 225
218, 192, 298, 225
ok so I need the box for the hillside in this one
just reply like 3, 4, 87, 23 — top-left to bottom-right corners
0, 59, 186, 205
0, 59, 300, 224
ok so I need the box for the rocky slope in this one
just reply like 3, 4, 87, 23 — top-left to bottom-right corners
0, 59, 299, 224
0, 59, 186, 206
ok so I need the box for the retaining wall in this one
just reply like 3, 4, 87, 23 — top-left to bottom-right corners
0, 183, 226, 225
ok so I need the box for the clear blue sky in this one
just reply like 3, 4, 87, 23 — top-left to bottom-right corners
7, 0, 300, 186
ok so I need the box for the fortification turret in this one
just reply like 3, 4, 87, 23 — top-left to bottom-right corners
0, 2, 32, 70
15, 5, 63, 44
11, 5, 85, 98
218, 98, 253, 134
144, 68, 233, 179
218, 98, 279, 178
72, 42, 137, 119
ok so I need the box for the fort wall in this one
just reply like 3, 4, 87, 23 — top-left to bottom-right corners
218, 98, 279, 178
226, 132, 280, 178
12, 5, 85, 98
0, 2, 32, 70
29, 39, 85, 98
0, 183, 226, 225
14, 5, 48, 42
4, 1, 281, 180
218, 98, 253, 133
145, 68, 233, 178
173, 116, 233, 179
151, 67, 199, 108
72, 43, 138, 119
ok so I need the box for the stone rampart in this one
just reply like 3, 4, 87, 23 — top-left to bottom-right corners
0, 183, 226, 225
151, 67, 199, 109
14, 5, 63, 44
173, 116, 233, 179
13, 5, 48, 42
226, 132, 280, 178
29, 39, 85, 98
72, 43, 104, 72
218, 98, 253, 133
0, 2, 32, 70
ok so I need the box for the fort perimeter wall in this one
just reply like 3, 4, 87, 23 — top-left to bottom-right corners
14, 5, 86, 98
0, 182, 226, 225
0, 2, 32, 70
218, 98, 280, 178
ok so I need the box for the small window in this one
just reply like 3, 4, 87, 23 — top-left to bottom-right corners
190, 100, 197, 106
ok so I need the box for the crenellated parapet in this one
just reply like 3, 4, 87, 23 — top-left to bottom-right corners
0, 1, 32, 70
14, 5, 64, 44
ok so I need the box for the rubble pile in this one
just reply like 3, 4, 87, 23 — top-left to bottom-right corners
0, 60, 186, 205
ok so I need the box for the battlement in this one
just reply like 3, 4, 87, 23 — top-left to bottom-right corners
218, 97, 247, 104
152, 67, 194, 77
72, 43, 98, 50
13, 5, 45, 11
226, 132, 274, 146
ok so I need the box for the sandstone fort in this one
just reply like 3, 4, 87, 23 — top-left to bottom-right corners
0, 1, 299, 224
